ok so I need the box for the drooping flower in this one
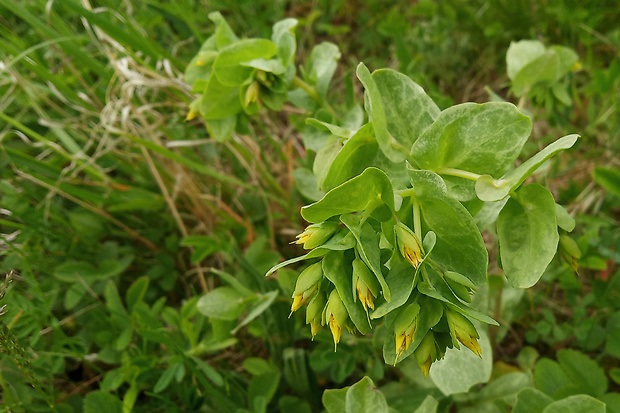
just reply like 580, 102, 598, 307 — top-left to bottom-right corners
445, 309, 482, 357
293, 222, 339, 250
290, 262, 323, 315
559, 234, 581, 274
414, 331, 437, 378
352, 258, 380, 313
395, 223, 424, 269
324, 289, 349, 351
393, 303, 420, 363
444, 271, 476, 303
305, 292, 326, 339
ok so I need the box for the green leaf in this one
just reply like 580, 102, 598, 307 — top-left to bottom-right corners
475, 134, 579, 202
475, 372, 531, 403
340, 214, 391, 302
507, 40, 546, 80
243, 358, 275, 376
301, 167, 395, 223
208, 12, 238, 49
593, 166, 620, 198
153, 362, 183, 393
557, 349, 608, 398
357, 63, 408, 162
322, 251, 371, 334
271, 18, 298, 66
213, 39, 277, 86
105, 281, 129, 324
542, 395, 605, 413
411, 102, 531, 177
513, 388, 553, 413
345, 377, 389, 413
429, 327, 493, 395
371, 260, 415, 319
601, 393, 620, 413
293, 168, 324, 202
409, 170, 488, 286
371, 69, 440, 149
231, 290, 279, 334
306, 118, 357, 139
190, 356, 224, 386
304, 42, 341, 100
197, 287, 246, 321
323, 387, 349, 413
413, 395, 438, 413
497, 184, 559, 289
126, 276, 149, 313
84, 391, 123, 413
534, 358, 572, 397
321, 124, 379, 192
511, 51, 559, 97
555, 204, 575, 232
200, 75, 241, 120
248, 372, 280, 409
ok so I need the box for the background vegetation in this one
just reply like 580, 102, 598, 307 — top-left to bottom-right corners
0, 0, 619, 412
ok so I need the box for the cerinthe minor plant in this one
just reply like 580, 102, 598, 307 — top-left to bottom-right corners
187, 13, 580, 377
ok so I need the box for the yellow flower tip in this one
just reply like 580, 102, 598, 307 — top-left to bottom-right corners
185, 110, 198, 121
420, 357, 432, 378
570, 61, 582, 71
290, 294, 305, 314
404, 245, 422, 268
395, 333, 406, 357
310, 319, 321, 339
329, 314, 342, 351
456, 331, 482, 357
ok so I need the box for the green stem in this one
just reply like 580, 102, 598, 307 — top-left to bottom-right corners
412, 199, 422, 241
292, 76, 338, 119
359, 197, 382, 225
435, 167, 482, 182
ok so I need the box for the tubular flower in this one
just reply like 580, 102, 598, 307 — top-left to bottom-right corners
414, 331, 437, 378
293, 222, 339, 250
324, 290, 349, 351
352, 258, 380, 313
305, 292, 327, 339
395, 223, 424, 269
444, 271, 476, 303
559, 234, 581, 274
244, 81, 260, 106
393, 303, 420, 363
445, 309, 482, 357
290, 263, 323, 315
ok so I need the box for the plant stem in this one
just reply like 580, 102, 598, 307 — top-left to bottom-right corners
412, 199, 422, 240
292, 76, 338, 119
435, 167, 482, 181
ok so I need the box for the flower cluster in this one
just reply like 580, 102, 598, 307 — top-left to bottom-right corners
274, 210, 491, 377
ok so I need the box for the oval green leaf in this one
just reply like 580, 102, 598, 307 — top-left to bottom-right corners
497, 184, 559, 289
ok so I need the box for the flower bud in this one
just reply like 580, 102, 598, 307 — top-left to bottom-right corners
324, 289, 349, 351
395, 223, 424, 269
445, 309, 481, 357
445, 271, 476, 303
185, 99, 201, 121
414, 331, 437, 378
559, 234, 581, 274
293, 222, 339, 250
290, 263, 323, 315
393, 303, 420, 363
244, 81, 260, 106
352, 258, 380, 312
306, 292, 326, 339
